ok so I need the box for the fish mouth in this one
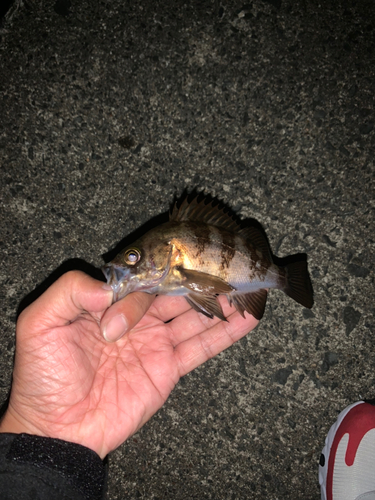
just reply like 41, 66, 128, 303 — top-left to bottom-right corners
101, 264, 133, 302
101, 263, 169, 302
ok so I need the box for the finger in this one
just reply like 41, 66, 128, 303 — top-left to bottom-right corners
147, 294, 191, 323
174, 311, 259, 377
167, 295, 240, 346
17, 271, 113, 334
101, 292, 155, 342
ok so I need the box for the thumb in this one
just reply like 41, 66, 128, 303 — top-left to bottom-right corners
101, 292, 155, 342
17, 271, 113, 335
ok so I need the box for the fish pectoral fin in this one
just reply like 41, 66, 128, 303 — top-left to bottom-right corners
229, 289, 268, 320
180, 268, 234, 295
185, 293, 227, 322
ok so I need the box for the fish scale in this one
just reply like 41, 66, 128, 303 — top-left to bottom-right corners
174, 225, 279, 291
102, 194, 314, 321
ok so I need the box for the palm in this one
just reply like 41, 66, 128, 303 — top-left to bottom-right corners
6, 272, 258, 458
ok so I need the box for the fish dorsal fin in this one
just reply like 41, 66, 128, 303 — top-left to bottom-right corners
238, 226, 272, 260
170, 194, 241, 233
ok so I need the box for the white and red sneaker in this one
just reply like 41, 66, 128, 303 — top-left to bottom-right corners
319, 400, 375, 500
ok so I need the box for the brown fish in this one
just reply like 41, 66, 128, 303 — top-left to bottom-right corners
102, 194, 314, 321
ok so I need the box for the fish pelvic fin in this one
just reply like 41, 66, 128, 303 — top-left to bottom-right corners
180, 269, 234, 320
229, 289, 268, 320
282, 260, 314, 309
185, 293, 227, 322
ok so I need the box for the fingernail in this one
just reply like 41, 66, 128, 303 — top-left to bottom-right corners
101, 284, 114, 307
103, 314, 128, 342
102, 283, 113, 291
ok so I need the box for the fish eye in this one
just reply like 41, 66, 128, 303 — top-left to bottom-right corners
124, 248, 141, 265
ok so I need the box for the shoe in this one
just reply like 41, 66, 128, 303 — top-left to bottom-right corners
319, 400, 375, 500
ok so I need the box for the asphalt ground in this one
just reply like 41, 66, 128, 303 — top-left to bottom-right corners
0, 1, 374, 498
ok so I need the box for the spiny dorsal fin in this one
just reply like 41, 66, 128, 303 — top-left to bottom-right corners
170, 194, 241, 233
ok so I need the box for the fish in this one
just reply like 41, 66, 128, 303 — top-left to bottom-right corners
102, 194, 314, 321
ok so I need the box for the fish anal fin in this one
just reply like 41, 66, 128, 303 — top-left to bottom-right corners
229, 289, 268, 320
186, 293, 227, 322
180, 268, 234, 295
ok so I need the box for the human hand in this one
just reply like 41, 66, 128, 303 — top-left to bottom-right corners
0, 271, 258, 459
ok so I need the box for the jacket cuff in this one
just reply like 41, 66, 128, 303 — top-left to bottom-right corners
0, 433, 107, 500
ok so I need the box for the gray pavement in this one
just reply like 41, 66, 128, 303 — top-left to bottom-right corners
1, 0, 374, 498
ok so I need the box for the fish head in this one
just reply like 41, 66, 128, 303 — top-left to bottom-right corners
102, 235, 173, 302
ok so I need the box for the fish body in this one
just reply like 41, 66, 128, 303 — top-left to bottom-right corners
102, 195, 314, 320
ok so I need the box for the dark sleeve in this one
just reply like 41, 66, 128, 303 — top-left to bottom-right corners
0, 433, 108, 500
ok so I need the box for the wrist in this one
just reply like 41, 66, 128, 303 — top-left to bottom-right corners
0, 407, 109, 459
0, 407, 45, 436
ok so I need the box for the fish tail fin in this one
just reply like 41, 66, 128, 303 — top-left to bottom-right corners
282, 260, 314, 309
